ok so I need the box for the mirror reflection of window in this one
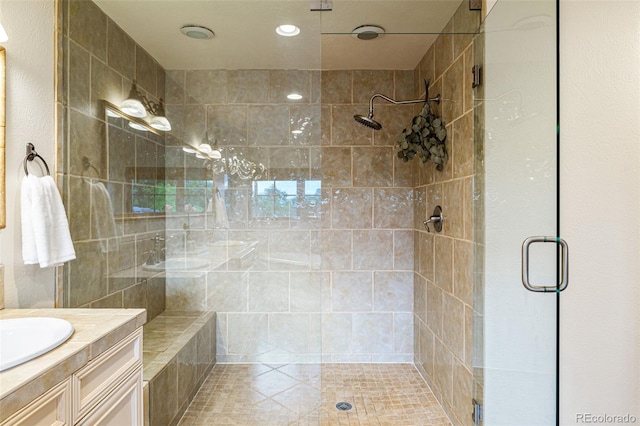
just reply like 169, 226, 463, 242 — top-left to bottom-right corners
251, 179, 321, 219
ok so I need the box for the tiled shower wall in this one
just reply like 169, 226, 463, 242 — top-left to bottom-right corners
165, 69, 417, 362
59, 0, 167, 318
412, 3, 480, 426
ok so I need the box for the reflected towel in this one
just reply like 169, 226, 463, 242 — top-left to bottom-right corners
90, 181, 118, 253
214, 188, 229, 229
21, 175, 76, 268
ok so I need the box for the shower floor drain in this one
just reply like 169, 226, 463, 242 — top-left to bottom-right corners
336, 402, 353, 411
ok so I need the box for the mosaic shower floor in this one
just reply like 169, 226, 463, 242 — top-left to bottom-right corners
178, 363, 451, 426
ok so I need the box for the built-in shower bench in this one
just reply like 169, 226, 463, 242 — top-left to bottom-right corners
141, 310, 216, 426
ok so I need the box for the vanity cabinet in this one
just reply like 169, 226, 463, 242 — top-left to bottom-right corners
1, 379, 72, 425
1, 328, 143, 426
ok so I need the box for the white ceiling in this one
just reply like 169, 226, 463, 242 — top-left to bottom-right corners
94, 0, 464, 70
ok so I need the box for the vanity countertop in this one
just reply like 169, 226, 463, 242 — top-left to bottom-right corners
0, 308, 146, 420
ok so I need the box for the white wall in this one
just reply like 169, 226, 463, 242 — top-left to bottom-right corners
560, 1, 640, 424
0, 0, 56, 308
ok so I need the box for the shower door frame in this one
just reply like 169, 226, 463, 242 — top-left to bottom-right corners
473, 0, 562, 424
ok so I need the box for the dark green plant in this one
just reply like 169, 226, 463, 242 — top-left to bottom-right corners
397, 103, 448, 171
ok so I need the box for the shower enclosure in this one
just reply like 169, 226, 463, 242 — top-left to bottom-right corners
474, 0, 561, 424
57, 0, 561, 424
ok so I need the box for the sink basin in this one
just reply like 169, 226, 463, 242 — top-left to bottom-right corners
142, 257, 210, 271
0, 317, 74, 372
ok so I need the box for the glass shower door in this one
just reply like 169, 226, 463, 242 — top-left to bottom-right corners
474, 0, 561, 424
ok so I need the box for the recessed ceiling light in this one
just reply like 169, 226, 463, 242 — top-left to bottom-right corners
276, 24, 300, 37
287, 93, 303, 100
180, 25, 215, 40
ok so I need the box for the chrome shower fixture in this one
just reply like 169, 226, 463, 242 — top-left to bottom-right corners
354, 80, 441, 131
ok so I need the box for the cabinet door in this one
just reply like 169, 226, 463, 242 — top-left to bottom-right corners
73, 328, 142, 420
76, 369, 142, 426
1, 379, 71, 426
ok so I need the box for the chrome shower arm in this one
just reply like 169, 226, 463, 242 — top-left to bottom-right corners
354, 80, 441, 131
368, 93, 426, 115
367, 79, 441, 116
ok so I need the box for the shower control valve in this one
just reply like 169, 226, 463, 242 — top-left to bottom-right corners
423, 206, 444, 233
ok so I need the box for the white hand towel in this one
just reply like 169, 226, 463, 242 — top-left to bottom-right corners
90, 181, 119, 253
21, 175, 76, 268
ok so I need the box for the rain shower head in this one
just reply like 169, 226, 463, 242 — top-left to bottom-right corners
353, 79, 440, 131
354, 113, 383, 130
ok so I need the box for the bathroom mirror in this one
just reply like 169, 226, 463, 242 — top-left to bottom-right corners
104, 102, 216, 217
0, 47, 5, 229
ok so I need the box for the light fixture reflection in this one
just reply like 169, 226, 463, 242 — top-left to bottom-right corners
199, 143, 212, 153
287, 93, 303, 100
199, 131, 222, 159
182, 146, 197, 153
129, 121, 149, 132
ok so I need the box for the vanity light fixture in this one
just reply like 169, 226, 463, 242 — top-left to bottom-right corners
120, 80, 172, 131
149, 111, 171, 132
182, 146, 197, 154
287, 93, 303, 100
276, 24, 300, 37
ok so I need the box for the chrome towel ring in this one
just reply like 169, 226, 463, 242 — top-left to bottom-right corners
24, 143, 50, 176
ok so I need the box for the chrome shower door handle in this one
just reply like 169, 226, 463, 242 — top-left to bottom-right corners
521, 236, 569, 292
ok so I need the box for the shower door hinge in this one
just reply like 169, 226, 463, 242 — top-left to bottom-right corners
472, 399, 483, 425
472, 65, 482, 88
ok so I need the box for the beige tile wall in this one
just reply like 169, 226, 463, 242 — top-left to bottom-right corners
59, 0, 167, 317
412, 3, 480, 426
166, 68, 417, 363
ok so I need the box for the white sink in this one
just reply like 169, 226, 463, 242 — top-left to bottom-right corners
142, 257, 210, 271
0, 317, 74, 372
